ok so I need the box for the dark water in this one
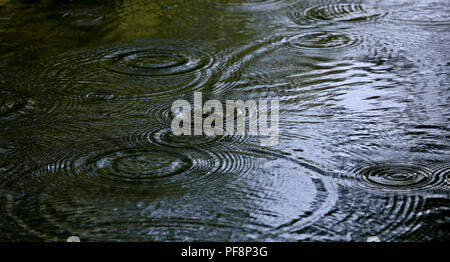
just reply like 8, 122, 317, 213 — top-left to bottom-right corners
0, 0, 449, 241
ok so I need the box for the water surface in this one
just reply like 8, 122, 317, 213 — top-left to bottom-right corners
0, 0, 449, 241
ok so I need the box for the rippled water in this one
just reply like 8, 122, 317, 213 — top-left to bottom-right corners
0, 0, 448, 241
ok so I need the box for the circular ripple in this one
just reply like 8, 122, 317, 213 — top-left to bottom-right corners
289, 3, 385, 26
286, 31, 359, 50
16, 137, 256, 193
145, 97, 261, 134
61, 9, 104, 27
209, 0, 287, 10
28, 40, 218, 120
343, 162, 449, 192
2, 145, 338, 241
104, 47, 210, 77
92, 149, 193, 181
212, 0, 272, 3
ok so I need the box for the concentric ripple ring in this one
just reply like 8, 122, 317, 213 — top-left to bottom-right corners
288, 3, 385, 26
61, 9, 105, 27
344, 162, 449, 192
285, 31, 360, 50
91, 149, 193, 181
